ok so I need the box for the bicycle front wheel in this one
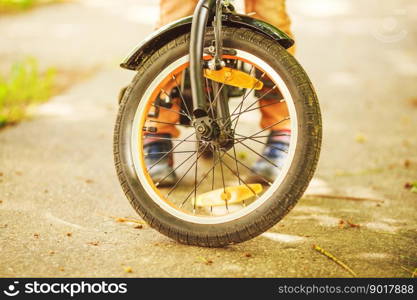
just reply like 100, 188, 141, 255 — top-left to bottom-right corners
114, 27, 322, 247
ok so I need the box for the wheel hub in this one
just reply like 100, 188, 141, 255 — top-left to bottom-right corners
193, 116, 234, 151
193, 116, 219, 142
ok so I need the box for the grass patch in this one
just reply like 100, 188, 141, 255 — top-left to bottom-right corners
0, 57, 56, 126
0, 0, 37, 11
0, 0, 65, 13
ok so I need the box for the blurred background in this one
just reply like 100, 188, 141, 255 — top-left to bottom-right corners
0, 0, 416, 277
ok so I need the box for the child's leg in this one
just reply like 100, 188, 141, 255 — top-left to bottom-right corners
259, 100, 291, 131
158, 0, 199, 28
147, 99, 182, 138
150, 0, 199, 137
244, 0, 295, 55
245, 0, 293, 131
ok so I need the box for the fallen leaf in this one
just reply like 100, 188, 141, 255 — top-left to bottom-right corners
123, 266, 133, 273
404, 160, 411, 168
405, 182, 417, 193
244, 253, 252, 258
87, 241, 99, 246
34, 233, 40, 238
339, 219, 361, 229
0, 200, 3, 204
197, 257, 213, 265
408, 98, 417, 107
66, 232, 72, 237
113, 217, 146, 225
85, 179, 94, 184
347, 220, 361, 228
134, 225, 143, 229
49, 251, 55, 255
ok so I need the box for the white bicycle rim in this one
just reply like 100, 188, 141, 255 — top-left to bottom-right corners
131, 49, 298, 225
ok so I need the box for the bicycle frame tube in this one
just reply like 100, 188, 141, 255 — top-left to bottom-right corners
189, 0, 217, 117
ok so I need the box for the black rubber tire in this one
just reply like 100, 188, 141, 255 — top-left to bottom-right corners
118, 86, 128, 105
114, 27, 322, 247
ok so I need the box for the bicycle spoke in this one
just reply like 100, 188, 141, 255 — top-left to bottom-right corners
239, 85, 279, 114
235, 133, 289, 154
208, 82, 225, 116
231, 69, 264, 133
148, 132, 196, 171
223, 151, 272, 186
155, 151, 196, 187
143, 136, 199, 143
232, 143, 245, 207
193, 143, 199, 213
216, 146, 229, 212
180, 150, 227, 208
171, 75, 193, 119
147, 120, 193, 128
210, 145, 216, 214
145, 150, 197, 157
240, 133, 291, 140
166, 143, 210, 197
226, 85, 278, 130
235, 140, 281, 169
242, 117, 291, 141
205, 77, 215, 120
229, 66, 260, 117
219, 157, 259, 199
232, 145, 241, 185
230, 99, 284, 117
152, 103, 191, 121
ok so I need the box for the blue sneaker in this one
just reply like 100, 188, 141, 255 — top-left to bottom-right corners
251, 130, 291, 182
144, 133, 177, 187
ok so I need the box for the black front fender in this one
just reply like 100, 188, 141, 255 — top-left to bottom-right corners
121, 14, 294, 71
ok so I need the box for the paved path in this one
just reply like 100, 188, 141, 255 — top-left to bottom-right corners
0, 0, 416, 277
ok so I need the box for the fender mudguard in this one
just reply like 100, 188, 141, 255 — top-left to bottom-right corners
120, 14, 294, 71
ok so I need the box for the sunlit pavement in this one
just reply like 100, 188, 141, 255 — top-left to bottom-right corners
0, 0, 416, 277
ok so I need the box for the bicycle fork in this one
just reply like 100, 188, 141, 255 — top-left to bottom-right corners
189, 0, 234, 148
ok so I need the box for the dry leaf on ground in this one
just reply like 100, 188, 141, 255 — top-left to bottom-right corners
197, 257, 213, 265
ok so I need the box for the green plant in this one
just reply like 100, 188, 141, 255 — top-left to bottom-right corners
0, 0, 35, 10
0, 0, 64, 12
0, 57, 56, 126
